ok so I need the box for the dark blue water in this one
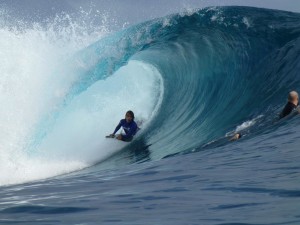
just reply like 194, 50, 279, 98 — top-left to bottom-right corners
1, 120, 300, 224
1, 6, 300, 225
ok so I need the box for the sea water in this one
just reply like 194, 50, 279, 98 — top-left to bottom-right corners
0, 6, 300, 225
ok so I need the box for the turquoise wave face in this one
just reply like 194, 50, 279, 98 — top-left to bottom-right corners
75, 6, 300, 160
29, 6, 300, 162
133, 7, 300, 158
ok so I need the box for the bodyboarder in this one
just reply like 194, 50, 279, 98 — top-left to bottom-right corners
107, 110, 138, 142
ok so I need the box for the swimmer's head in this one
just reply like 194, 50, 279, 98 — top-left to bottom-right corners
229, 133, 242, 142
288, 91, 299, 104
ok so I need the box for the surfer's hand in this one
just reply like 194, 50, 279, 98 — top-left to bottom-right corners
117, 135, 122, 140
109, 134, 115, 138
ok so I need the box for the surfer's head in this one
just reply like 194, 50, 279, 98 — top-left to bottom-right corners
288, 91, 299, 105
125, 110, 134, 123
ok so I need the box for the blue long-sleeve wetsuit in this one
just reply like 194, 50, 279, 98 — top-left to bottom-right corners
113, 119, 138, 141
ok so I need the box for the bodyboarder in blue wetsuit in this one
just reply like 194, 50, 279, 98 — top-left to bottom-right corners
107, 110, 138, 142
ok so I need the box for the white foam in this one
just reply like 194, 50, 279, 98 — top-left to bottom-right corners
226, 115, 263, 137
235, 115, 263, 133
0, 59, 163, 186
242, 17, 251, 28
0, 13, 163, 186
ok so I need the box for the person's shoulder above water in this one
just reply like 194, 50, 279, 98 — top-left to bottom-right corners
119, 118, 126, 124
279, 102, 297, 119
279, 91, 299, 119
131, 119, 138, 126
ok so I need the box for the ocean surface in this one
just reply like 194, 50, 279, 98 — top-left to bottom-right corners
0, 5, 300, 225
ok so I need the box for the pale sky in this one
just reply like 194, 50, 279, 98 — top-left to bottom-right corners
1, 0, 300, 29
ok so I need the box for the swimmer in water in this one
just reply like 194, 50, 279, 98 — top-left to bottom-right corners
279, 91, 299, 119
229, 133, 242, 141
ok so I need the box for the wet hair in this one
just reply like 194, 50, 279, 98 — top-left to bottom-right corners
126, 110, 135, 120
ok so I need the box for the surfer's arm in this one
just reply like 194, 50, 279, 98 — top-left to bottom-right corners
113, 120, 122, 135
